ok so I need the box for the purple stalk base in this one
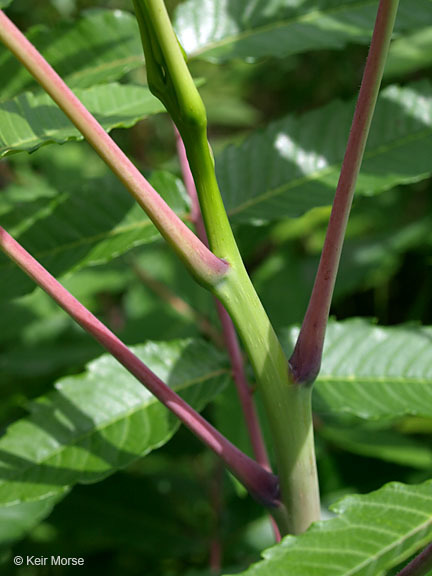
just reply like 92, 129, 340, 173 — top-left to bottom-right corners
396, 541, 432, 576
0, 226, 279, 509
289, 0, 399, 385
0, 10, 227, 288
175, 128, 281, 542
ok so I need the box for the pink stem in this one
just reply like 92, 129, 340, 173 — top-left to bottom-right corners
215, 302, 271, 470
175, 128, 281, 542
289, 0, 399, 385
0, 226, 279, 508
0, 10, 227, 287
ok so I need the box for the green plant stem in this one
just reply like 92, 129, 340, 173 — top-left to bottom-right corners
134, 0, 241, 263
175, 127, 281, 541
218, 269, 320, 535
175, 126, 272, 473
135, 0, 320, 535
0, 9, 227, 289
290, 0, 400, 385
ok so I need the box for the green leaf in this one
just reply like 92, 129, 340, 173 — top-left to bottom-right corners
333, 208, 432, 301
0, 493, 67, 546
218, 80, 432, 223
0, 339, 229, 505
0, 165, 188, 300
174, 0, 432, 62
282, 320, 432, 420
385, 26, 432, 79
230, 481, 432, 576
0, 10, 143, 99
0, 82, 163, 157
321, 425, 432, 469
0, 0, 12, 8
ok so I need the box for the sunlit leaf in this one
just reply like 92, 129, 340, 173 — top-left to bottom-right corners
218, 81, 432, 223
175, 0, 432, 62
0, 83, 163, 157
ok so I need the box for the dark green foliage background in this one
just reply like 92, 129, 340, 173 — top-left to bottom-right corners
0, 0, 431, 574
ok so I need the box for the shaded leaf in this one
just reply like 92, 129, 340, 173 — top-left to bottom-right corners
218, 81, 432, 223
175, 0, 432, 62
321, 425, 432, 469
333, 210, 432, 301
0, 10, 143, 99
0, 167, 188, 300
0, 82, 163, 157
0, 492, 67, 546
282, 320, 432, 420
0, 339, 229, 505
385, 26, 432, 79
230, 480, 432, 576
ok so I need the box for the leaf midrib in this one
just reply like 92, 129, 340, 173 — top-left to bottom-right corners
342, 514, 432, 576
226, 127, 431, 218
188, 0, 378, 58
0, 84, 154, 154
67, 55, 143, 84
0, 211, 187, 273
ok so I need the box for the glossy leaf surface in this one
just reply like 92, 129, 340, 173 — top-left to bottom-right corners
218, 81, 432, 223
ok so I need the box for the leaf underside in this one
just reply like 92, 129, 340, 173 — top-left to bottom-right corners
229, 480, 432, 576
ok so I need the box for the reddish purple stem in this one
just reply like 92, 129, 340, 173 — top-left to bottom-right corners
0, 226, 279, 508
290, 0, 398, 384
